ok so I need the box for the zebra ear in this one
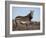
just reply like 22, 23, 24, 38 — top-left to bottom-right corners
31, 11, 34, 17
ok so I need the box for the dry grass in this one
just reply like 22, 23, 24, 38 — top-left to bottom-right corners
12, 20, 40, 31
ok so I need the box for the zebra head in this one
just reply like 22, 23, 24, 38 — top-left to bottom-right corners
27, 10, 34, 20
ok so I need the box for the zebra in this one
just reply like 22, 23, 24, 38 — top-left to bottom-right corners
14, 11, 34, 30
